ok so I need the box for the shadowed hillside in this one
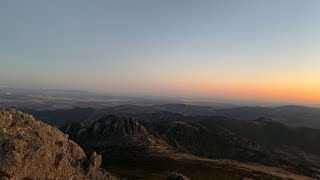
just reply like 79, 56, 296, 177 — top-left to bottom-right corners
61, 115, 315, 179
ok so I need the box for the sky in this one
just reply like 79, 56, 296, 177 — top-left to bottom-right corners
1, 0, 320, 104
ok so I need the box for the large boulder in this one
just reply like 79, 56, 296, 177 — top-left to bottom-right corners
0, 109, 117, 180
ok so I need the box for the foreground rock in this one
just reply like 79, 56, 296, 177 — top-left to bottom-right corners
0, 109, 117, 180
167, 172, 190, 180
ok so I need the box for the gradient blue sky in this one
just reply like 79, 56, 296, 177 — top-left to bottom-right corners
1, 0, 320, 103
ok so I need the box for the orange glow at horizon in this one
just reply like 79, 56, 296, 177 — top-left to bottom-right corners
95, 61, 320, 104
196, 84, 320, 103
153, 79, 320, 104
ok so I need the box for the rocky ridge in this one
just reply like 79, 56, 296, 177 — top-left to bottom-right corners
63, 115, 168, 149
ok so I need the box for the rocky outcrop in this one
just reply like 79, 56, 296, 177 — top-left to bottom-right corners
65, 115, 167, 149
167, 172, 190, 180
0, 109, 117, 180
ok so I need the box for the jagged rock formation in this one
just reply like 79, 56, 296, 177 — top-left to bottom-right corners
0, 109, 117, 180
63, 115, 167, 149
167, 172, 190, 180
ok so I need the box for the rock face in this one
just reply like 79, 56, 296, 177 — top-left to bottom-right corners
64, 115, 166, 149
0, 109, 117, 180
167, 172, 190, 180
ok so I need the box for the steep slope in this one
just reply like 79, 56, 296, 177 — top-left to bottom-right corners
0, 109, 117, 180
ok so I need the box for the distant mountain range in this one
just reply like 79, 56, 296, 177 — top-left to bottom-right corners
24, 103, 320, 128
